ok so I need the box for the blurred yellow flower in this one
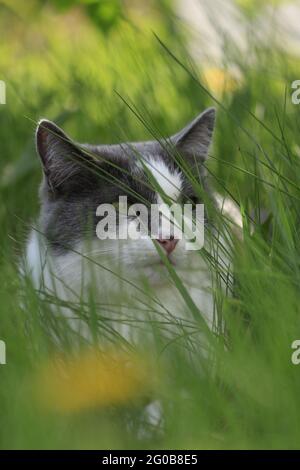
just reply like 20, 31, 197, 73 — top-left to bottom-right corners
34, 348, 156, 413
202, 67, 240, 96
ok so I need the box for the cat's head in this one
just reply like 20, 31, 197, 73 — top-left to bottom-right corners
35, 108, 215, 281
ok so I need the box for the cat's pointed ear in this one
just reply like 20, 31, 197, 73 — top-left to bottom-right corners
36, 119, 88, 193
172, 107, 216, 160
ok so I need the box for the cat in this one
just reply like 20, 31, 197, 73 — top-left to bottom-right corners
24, 107, 241, 344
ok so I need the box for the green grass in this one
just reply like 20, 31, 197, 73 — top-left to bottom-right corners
0, 0, 300, 449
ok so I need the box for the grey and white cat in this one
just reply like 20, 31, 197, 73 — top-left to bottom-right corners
24, 107, 241, 342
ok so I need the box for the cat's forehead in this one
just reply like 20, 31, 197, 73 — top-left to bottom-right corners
99, 142, 184, 201
143, 157, 183, 202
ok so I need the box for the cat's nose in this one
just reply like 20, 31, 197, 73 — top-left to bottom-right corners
156, 236, 178, 255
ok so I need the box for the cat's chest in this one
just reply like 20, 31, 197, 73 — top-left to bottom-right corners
25, 231, 216, 335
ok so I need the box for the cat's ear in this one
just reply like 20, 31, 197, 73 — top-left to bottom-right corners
36, 119, 91, 193
172, 107, 216, 161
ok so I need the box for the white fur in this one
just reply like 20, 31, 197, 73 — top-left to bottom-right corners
145, 158, 182, 203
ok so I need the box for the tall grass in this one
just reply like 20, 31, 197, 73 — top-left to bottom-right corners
0, 0, 300, 449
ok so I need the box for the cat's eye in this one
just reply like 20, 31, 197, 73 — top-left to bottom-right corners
183, 195, 198, 205
189, 196, 199, 205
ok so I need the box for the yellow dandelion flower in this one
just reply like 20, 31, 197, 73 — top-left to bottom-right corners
202, 67, 240, 96
34, 348, 157, 413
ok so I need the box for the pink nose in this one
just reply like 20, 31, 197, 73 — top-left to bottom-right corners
156, 237, 178, 255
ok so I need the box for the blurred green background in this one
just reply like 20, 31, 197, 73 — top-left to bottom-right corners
0, 0, 300, 449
